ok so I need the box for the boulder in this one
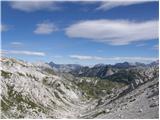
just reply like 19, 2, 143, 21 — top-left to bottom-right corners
105, 109, 110, 113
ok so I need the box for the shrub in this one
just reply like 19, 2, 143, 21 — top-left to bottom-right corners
1, 70, 12, 78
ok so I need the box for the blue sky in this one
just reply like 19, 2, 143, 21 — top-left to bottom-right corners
1, 1, 159, 65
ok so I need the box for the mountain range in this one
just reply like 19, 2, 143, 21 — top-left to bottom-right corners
1, 57, 159, 118
49, 60, 159, 82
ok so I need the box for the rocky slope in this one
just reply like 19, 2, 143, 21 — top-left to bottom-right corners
82, 76, 159, 119
1, 57, 86, 118
1, 57, 159, 118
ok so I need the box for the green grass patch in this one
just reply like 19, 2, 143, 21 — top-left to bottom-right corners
1, 70, 12, 79
17, 72, 25, 76
43, 68, 56, 75
76, 77, 125, 99
1, 84, 46, 115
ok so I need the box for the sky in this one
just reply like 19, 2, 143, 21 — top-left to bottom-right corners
1, 1, 159, 65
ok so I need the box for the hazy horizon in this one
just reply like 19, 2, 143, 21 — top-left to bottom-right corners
1, 55, 158, 67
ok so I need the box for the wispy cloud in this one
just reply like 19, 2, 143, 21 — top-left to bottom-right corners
3, 50, 46, 56
153, 44, 159, 50
69, 55, 157, 62
70, 55, 104, 60
10, 42, 23, 48
9, 1, 155, 12
34, 21, 57, 35
97, 1, 151, 11
11, 42, 23, 45
1, 24, 10, 32
10, 1, 60, 12
66, 19, 158, 45
136, 43, 146, 47
97, 50, 103, 52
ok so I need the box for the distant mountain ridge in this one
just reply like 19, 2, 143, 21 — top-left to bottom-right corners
49, 62, 82, 73
48, 60, 159, 80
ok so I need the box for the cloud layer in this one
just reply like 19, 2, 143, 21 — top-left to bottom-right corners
3, 50, 45, 56
9, 1, 153, 12
70, 55, 158, 62
34, 22, 57, 34
10, 1, 59, 12
66, 19, 158, 45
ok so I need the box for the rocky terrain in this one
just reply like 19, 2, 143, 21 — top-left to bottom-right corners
0, 57, 159, 118
49, 60, 158, 79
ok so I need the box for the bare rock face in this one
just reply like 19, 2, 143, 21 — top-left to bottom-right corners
105, 68, 114, 77
138, 109, 143, 113
1, 57, 85, 118
105, 109, 110, 113
150, 102, 158, 108
130, 79, 144, 89
1, 57, 159, 119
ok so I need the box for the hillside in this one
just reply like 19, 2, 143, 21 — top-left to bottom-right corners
0, 57, 159, 118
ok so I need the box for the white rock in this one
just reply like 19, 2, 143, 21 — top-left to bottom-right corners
105, 109, 110, 113
139, 109, 143, 113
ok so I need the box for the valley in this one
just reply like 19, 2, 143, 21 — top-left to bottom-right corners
0, 57, 159, 118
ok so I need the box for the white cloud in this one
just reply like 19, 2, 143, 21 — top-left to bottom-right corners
34, 22, 57, 35
9, 1, 156, 12
66, 19, 158, 45
69, 55, 158, 62
3, 50, 45, 56
97, 50, 103, 52
70, 55, 104, 60
136, 43, 146, 47
10, 1, 59, 12
153, 44, 159, 50
11, 42, 23, 45
97, 1, 152, 10
1, 24, 10, 32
